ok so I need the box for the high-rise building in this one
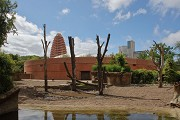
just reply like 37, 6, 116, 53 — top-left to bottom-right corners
50, 33, 67, 58
127, 40, 135, 51
119, 40, 135, 58
119, 40, 144, 58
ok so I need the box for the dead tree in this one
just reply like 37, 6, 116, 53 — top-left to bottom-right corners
149, 41, 164, 88
64, 36, 76, 91
96, 34, 110, 95
41, 24, 50, 92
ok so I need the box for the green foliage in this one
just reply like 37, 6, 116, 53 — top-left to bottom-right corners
9, 54, 42, 73
137, 51, 150, 60
110, 53, 126, 66
163, 58, 179, 83
105, 64, 122, 72
0, 0, 17, 47
132, 69, 158, 84
92, 53, 131, 72
149, 42, 174, 63
0, 53, 14, 94
92, 65, 98, 71
174, 41, 180, 69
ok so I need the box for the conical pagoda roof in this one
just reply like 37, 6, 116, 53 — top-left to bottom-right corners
50, 33, 67, 58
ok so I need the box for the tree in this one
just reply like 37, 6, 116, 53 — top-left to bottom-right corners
0, 53, 14, 94
148, 41, 174, 88
174, 41, 180, 70
41, 24, 50, 92
96, 34, 110, 95
137, 51, 150, 60
163, 57, 177, 83
0, 0, 17, 47
64, 36, 77, 91
9, 54, 41, 73
175, 41, 180, 51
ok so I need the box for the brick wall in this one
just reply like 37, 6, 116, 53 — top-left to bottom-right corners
24, 57, 156, 80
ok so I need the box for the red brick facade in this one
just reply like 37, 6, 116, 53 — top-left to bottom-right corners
24, 57, 156, 80
50, 33, 67, 58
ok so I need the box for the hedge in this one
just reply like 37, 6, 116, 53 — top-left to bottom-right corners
132, 69, 158, 84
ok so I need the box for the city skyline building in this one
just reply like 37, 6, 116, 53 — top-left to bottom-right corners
119, 40, 135, 58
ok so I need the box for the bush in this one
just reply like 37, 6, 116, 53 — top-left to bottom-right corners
163, 58, 179, 83
132, 69, 158, 84
0, 53, 14, 94
92, 65, 98, 71
92, 53, 131, 72
92, 64, 131, 72
105, 65, 122, 72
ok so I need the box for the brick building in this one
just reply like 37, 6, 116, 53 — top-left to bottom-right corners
24, 57, 156, 80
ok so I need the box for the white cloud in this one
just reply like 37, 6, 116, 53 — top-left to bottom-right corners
153, 25, 171, 36
162, 31, 180, 46
149, 0, 180, 16
2, 14, 58, 56
2, 14, 99, 57
66, 37, 98, 57
153, 25, 160, 35
133, 8, 147, 16
163, 29, 171, 35
61, 8, 70, 15
92, 0, 133, 12
113, 8, 147, 24
125, 35, 133, 41
113, 11, 131, 22
15, 15, 42, 34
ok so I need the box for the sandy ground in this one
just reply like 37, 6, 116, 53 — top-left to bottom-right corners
15, 79, 180, 119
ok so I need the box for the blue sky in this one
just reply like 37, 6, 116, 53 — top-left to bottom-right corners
2, 0, 180, 56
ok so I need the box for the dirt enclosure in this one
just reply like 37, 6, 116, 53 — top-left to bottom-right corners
15, 79, 180, 119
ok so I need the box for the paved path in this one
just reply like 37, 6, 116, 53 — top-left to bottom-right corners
14, 79, 92, 87
15, 79, 71, 87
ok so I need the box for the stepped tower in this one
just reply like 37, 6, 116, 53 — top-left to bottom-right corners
50, 33, 67, 58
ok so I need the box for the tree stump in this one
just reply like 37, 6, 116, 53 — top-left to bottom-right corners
170, 82, 180, 108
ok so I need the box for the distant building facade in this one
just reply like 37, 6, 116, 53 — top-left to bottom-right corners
119, 40, 135, 58
119, 40, 143, 58
50, 33, 67, 58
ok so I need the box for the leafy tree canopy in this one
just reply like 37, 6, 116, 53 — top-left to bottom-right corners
8, 54, 42, 73
137, 51, 150, 60
0, 0, 17, 47
149, 42, 174, 64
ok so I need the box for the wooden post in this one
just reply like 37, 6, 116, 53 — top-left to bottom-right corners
41, 24, 50, 92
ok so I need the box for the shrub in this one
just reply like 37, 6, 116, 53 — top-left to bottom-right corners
92, 65, 98, 71
0, 53, 14, 94
163, 58, 179, 83
132, 69, 158, 84
92, 53, 131, 72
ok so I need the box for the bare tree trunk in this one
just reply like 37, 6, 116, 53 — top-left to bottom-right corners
96, 34, 110, 95
158, 69, 163, 88
158, 46, 164, 88
41, 24, 50, 92
150, 41, 164, 88
64, 36, 76, 91
69, 36, 76, 91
